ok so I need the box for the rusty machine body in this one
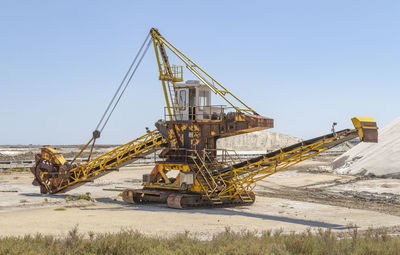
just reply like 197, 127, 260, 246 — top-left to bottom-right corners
31, 28, 378, 208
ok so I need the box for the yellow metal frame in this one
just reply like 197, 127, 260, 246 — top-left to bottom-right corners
151, 32, 177, 120
144, 163, 187, 190
215, 130, 356, 199
150, 28, 258, 117
40, 130, 164, 193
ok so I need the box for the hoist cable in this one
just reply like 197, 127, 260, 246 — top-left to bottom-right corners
99, 35, 152, 133
95, 33, 151, 132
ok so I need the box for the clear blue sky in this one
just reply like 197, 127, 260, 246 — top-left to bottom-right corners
0, 1, 399, 145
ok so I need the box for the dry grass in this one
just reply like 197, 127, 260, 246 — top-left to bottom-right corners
0, 227, 399, 255
1, 167, 30, 172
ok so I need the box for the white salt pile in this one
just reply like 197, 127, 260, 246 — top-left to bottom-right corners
333, 117, 400, 178
217, 131, 301, 152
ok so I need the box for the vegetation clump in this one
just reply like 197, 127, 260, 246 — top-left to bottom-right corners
8, 168, 29, 172
65, 192, 92, 202
0, 227, 399, 255
76, 192, 92, 201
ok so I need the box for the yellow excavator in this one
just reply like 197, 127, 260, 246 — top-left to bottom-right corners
31, 28, 378, 208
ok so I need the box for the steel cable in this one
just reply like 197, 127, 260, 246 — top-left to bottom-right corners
99, 37, 152, 133
95, 33, 151, 132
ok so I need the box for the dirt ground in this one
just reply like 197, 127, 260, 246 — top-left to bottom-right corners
1, 159, 400, 238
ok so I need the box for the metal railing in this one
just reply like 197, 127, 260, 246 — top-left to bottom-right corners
164, 105, 231, 121
159, 64, 183, 82
155, 147, 243, 166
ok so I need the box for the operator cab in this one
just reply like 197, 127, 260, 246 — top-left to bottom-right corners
174, 80, 222, 120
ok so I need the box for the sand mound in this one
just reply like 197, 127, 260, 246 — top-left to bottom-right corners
333, 117, 400, 178
217, 131, 301, 152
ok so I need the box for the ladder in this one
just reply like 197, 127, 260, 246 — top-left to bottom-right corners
190, 151, 222, 205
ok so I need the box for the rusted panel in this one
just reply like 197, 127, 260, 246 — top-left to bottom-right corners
157, 112, 273, 162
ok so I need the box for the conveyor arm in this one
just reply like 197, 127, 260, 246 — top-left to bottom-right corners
215, 117, 378, 199
31, 130, 165, 194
